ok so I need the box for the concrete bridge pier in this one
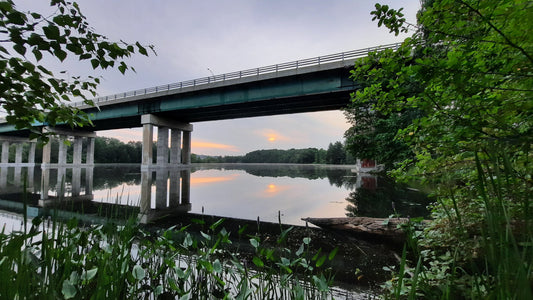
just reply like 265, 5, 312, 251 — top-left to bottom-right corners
41, 127, 96, 167
141, 114, 193, 170
40, 166, 95, 205
138, 167, 192, 224
0, 136, 37, 167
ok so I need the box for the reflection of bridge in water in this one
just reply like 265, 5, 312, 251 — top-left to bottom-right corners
0, 165, 193, 224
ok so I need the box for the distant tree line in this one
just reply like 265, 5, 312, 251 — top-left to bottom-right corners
1, 137, 357, 164
192, 141, 356, 165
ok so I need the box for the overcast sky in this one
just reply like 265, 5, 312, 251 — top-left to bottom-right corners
19, 0, 419, 156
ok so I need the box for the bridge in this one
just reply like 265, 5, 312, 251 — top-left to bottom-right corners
0, 43, 399, 169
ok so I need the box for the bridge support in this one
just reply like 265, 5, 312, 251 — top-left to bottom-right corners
141, 114, 193, 170
41, 127, 96, 168
0, 136, 37, 167
138, 167, 191, 224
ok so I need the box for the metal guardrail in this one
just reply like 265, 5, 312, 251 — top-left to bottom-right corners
73, 42, 401, 107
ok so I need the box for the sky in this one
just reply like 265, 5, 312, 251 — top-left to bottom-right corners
17, 0, 420, 156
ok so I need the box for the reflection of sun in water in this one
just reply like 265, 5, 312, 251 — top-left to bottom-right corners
266, 184, 278, 194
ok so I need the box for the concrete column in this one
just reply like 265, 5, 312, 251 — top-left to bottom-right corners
170, 129, 182, 165
0, 167, 7, 188
27, 165, 35, 191
139, 170, 152, 218
157, 127, 169, 166
14, 143, 23, 164
41, 141, 51, 166
155, 169, 168, 209
169, 169, 180, 207
1, 141, 9, 164
58, 136, 67, 166
182, 131, 191, 165
73, 137, 82, 165
40, 167, 50, 200
28, 142, 36, 165
85, 167, 94, 195
56, 167, 66, 197
72, 167, 81, 196
142, 123, 154, 166
181, 169, 190, 204
14, 166, 21, 186
86, 137, 95, 165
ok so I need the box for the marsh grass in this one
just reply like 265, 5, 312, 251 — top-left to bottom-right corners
382, 147, 532, 299
0, 200, 340, 299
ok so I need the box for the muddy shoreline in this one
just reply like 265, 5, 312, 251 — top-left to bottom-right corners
150, 212, 400, 291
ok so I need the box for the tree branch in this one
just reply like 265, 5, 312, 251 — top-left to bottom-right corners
458, 0, 533, 64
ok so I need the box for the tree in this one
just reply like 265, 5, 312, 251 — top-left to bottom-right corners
0, 0, 153, 141
356, 1, 532, 298
344, 46, 422, 170
325, 141, 346, 164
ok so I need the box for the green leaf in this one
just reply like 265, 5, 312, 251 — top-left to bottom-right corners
62, 280, 77, 299
252, 256, 264, 268
328, 247, 338, 261
132, 264, 145, 280
136, 41, 147, 55
43, 24, 61, 40
13, 44, 26, 55
83, 267, 98, 281
209, 218, 225, 231
249, 238, 259, 249
213, 259, 222, 273
55, 49, 67, 61
32, 48, 42, 61
296, 243, 305, 257
315, 254, 327, 267
90, 58, 99, 69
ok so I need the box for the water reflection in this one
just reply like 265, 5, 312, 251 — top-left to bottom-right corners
345, 174, 432, 218
138, 168, 192, 223
0, 164, 431, 226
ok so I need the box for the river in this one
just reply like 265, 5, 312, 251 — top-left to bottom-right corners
0, 164, 430, 225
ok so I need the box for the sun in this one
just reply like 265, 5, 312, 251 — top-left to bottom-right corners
268, 136, 276, 142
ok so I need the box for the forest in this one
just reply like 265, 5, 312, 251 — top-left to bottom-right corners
2, 137, 356, 165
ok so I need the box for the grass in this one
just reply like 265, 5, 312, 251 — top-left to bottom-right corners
0, 204, 342, 299
382, 148, 533, 299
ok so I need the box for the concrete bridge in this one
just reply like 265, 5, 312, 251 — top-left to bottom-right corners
0, 43, 399, 169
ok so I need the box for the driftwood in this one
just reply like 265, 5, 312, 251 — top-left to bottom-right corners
301, 217, 422, 244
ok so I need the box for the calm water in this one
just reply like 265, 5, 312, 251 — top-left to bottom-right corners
0, 164, 430, 226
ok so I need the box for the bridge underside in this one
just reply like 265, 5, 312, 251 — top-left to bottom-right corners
0, 66, 356, 137
90, 89, 352, 131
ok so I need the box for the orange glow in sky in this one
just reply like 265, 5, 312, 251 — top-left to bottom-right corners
258, 129, 289, 143
192, 141, 239, 152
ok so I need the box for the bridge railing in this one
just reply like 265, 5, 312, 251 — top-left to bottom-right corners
73, 42, 401, 107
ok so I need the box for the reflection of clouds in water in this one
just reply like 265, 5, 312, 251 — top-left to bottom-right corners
92, 183, 141, 206
21, 165, 357, 226
191, 173, 239, 186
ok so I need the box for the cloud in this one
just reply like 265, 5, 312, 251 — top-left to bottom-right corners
192, 140, 240, 154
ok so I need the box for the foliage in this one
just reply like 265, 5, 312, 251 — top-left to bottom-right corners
349, 0, 532, 298
192, 142, 355, 165
0, 215, 338, 299
344, 46, 421, 170
0, 0, 153, 141
94, 137, 142, 163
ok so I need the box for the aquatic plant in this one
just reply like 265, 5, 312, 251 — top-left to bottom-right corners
0, 213, 340, 299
